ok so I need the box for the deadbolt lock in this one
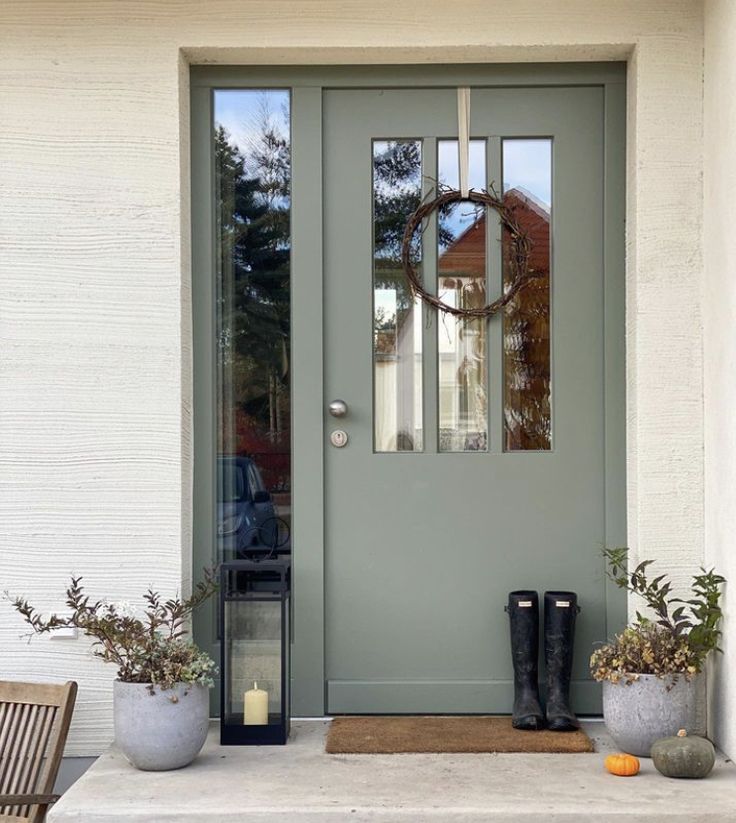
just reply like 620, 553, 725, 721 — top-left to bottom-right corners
330, 429, 349, 448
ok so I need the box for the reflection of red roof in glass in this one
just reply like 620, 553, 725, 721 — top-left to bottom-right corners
439, 214, 486, 278
439, 188, 550, 278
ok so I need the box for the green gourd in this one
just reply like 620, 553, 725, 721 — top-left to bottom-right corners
651, 729, 715, 779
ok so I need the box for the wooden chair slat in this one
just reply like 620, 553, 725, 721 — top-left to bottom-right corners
0, 703, 17, 792
14, 703, 40, 796
0, 681, 77, 823
28, 708, 54, 798
21, 707, 55, 819
0, 702, 21, 791
4, 702, 31, 797
1, 703, 23, 816
2, 703, 45, 819
0, 705, 9, 767
15, 705, 45, 800
8, 704, 39, 818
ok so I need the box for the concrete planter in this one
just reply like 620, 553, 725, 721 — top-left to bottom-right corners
602, 674, 700, 757
113, 680, 210, 771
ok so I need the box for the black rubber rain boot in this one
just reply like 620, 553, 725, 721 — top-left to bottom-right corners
505, 591, 544, 731
544, 591, 581, 731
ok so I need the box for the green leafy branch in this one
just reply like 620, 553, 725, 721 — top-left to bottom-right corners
6, 569, 219, 690
603, 547, 725, 669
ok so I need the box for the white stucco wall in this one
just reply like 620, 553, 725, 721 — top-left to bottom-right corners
0, 0, 707, 757
704, 0, 736, 761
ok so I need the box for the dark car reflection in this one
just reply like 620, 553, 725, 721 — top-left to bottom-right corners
217, 456, 288, 559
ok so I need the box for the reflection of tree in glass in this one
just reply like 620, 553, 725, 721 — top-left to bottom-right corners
373, 306, 395, 331
373, 306, 397, 356
502, 190, 551, 451
215, 109, 291, 488
373, 142, 422, 276
373, 141, 422, 347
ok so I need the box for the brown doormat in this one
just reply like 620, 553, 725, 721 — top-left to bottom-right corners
325, 716, 594, 754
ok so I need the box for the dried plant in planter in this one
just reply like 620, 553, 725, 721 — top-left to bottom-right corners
7, 571, 218, 693
590, 548, 725, 683
590, 624, 699, 684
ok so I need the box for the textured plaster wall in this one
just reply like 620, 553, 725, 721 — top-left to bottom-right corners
704, 0, 736, 760
0, 1, 706, 756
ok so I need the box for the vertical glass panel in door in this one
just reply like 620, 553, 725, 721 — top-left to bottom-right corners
214, 90, 292, 559
373, 140, 423, 452
502, 139, 552, 451
437, 140, 488, 452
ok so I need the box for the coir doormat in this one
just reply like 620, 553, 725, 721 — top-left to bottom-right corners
325, 716, 594, 754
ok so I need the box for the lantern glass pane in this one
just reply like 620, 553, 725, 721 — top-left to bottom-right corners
225, 597, 283, 726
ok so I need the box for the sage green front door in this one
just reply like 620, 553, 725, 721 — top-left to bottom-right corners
192, 66, 626, 717
322, 85, 624, 714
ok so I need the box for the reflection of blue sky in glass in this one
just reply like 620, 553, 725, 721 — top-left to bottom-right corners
438, 140, 486, 246
503, 139, 551, 209
438, 140, 487, 190
214, 89, 290, 172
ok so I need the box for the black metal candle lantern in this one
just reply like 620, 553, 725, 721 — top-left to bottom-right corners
220, 558, 291, 745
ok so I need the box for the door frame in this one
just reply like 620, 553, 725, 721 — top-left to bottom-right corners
190, 62, 626, 717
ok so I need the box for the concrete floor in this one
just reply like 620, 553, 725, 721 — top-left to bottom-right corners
49, 720, 736, 822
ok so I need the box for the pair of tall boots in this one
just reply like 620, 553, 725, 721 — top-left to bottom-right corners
506, 590, 580, 732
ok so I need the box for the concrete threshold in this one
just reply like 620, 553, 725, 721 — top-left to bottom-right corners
49, 720, 736, 822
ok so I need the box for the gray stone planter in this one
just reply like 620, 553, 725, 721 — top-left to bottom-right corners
602, 674, 700, 757
113, 680, 210, 771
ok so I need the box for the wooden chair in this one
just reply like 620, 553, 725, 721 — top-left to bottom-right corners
0, 681, 77, 823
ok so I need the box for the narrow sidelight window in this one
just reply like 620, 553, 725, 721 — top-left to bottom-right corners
214, 90, 291, 558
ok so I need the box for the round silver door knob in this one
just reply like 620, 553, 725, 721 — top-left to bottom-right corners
328, 399, 348, 417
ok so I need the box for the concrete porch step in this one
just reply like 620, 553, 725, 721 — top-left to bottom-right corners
49, 721, 736, 822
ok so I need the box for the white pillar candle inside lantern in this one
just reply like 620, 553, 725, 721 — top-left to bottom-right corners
243, 682, 269, 725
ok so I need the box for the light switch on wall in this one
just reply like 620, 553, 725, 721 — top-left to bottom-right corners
49, 616, 78, 639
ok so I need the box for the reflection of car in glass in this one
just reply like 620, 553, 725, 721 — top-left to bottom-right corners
217, 456, 277, 558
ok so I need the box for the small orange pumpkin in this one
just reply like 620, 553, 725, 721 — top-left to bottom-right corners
605, 753, 640, 777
